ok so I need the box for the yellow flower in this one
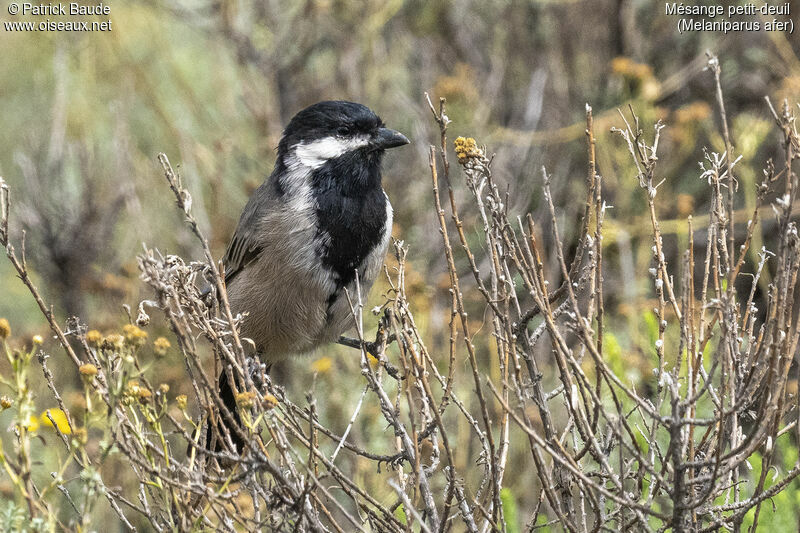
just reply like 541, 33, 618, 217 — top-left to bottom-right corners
123, 324, 148, 347
25, 415, 40, 433
0, 318, 10, 340
176, 394, 188, 410
124, 380, 142, 402
158, 383, 169, 395
311, 357, 333, 374
0, 396, 11, 409
610, 56, 653, 80
79, 363, 98, 384
85, 330, 102, 347
40, 408, 71, 434
153, 337, 171, 357
102, 334, 124, 351
263, 393, 279, 410
136, 387, 152, 404
32, 335, 44, 346
674, 101, 712, 125
454, 136, 483, 162
235, 391, 257, 409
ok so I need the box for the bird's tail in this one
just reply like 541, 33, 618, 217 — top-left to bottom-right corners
205, 369, 245, 453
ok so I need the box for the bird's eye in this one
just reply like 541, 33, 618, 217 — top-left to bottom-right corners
337, 126, 351, 136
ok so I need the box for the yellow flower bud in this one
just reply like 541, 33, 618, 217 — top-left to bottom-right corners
79, 363, 98, 384
234, 391, 257, 409
85, 330, 102, 347
32, 335, 44, 346
263, 393, 279, 410
176, 394, 188, 410
453, 136, 483, 162
125, 380, 140, 398
123, 324, 148, 348
0, 318, 10, 340
153, 337, 171, 357
102, 334, 124, 351
311, 357, 333, 374
0, 396, 12, 409
136, 387, 152, 404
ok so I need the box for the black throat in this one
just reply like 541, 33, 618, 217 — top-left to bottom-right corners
309, 151, 388, 291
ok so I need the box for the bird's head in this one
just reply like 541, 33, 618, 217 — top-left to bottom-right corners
278, 101, 409, 170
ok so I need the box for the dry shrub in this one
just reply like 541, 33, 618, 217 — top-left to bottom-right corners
0, 55, 798, 531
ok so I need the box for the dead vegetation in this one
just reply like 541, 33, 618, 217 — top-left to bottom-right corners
0, 55, 798, 532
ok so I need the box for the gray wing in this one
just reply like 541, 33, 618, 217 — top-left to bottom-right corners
222, 180, 275, 286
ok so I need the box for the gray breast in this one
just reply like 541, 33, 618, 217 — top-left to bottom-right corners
226, 192, 392, 361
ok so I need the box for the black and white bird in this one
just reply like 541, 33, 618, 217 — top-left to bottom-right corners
212, 101, 409, 450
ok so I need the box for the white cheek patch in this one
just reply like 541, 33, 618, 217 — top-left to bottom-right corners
294, 135, 371, 169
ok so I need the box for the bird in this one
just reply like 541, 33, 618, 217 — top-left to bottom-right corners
209, 100, 409, 452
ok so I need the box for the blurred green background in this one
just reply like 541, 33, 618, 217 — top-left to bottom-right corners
1, 0, 799, 529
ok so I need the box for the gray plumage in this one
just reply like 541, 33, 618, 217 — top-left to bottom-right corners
224, 156, 392, 360
221, 101, 406, 362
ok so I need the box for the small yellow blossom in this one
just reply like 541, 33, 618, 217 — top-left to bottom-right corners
0, 396, 12, 409
454, 136, 483, 162
235, 391, 257, 409
123, 324, 148, 347
263, 393, 279, 410
102, 334, 124, 351
311, 356, 333, 374
153, 337, 171, 357
125, 380, 141, 399
136, 387, 152, 404
0, 318, 10, 340
673, 101, 712, 125
79, 363, 98, 384
158, 383, 169, 395
32, 335, 44, 346
610, 56, 653, 80
85, 330, 102, 347
40, 409, 71, 434
176, 394, 188, 410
